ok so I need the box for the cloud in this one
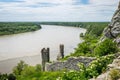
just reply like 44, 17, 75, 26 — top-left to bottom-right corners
0, 0, 24, 2
0, 0, 119, 22
89, 0, 119, 5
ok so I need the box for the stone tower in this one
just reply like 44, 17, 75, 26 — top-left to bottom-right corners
57, 44, 64, 60
41, 48, 50, 71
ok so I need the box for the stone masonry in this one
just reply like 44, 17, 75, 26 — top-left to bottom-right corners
45, 57, 96, 71
41, 48, 50, 71
57, 44, 64, 60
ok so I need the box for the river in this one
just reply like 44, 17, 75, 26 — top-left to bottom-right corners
0, 25, 86, 73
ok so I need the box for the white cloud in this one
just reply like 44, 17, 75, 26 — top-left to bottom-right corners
0, 0, 119, 22
89, 0, 119, 5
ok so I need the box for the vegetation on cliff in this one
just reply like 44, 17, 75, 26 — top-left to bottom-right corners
0, 22, 41, 35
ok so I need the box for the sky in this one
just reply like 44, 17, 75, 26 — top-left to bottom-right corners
0, 0, 119, 22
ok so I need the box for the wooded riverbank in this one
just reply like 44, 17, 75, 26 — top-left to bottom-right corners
0, 22, 41, 36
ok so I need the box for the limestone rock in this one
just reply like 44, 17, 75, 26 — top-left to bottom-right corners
102, 1, 120, 41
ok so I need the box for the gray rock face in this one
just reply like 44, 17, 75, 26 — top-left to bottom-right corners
45, 57, 96, 71
103, 2, 120, 39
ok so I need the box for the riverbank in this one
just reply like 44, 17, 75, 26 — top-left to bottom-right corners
0, 22, 41, 36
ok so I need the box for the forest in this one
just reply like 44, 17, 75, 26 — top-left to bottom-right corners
0, 22, 41, 35
0, 22, 119, 80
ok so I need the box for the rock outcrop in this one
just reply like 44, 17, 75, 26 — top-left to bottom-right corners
90, 2, 120, 80
102, 1, 120, 43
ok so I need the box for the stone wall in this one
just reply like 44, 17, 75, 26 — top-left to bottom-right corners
45, 56, 96, 71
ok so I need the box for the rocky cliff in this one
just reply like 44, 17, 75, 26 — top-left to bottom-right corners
102, 1, 120, 44
91, 1, 120, 80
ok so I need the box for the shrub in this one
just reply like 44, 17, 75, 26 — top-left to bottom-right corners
93, 39, 118, 56
0, 74, 8, 80
8, 74, 16, 80
60, 71, 88, 80
21, 66, 35, 76
13, 60, 28, 76
35, 64, 41, 72
80, 33, 84, 37
109, 69, 120, 80
74, 42, 91, 55
86, 54, 115, 78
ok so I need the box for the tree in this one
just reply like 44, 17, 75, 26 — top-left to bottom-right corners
21, 66, 35, 76
8, 74, 16, 80
13, 60, 28, 76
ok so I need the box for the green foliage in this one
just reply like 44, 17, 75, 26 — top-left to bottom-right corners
60, 70, 88, 80
13, 60, 28, 76
83, 34, 98, 42
61, 22, 108, 59
0, 73, 8, 80
109, 69, 120, 80
80, 33, 84, 37
17, 71, 63, 80
21, 66, 36, 76
8, 73, 16, 80
74, 42, 91, 55
86, 24, 106, 37
39, 71, 64, 80
0, 22, 41, 35
0, 73, 16, 80
60, 55, 114, 79
70, 35, 97, 57
35, 64, 42, 72
86, 54, 114, 78
94, 39, 118, 56
13, 61, 42, 80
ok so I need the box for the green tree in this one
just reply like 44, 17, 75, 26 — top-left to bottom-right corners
21, 66, 35, 76
13, 60, 28, 76
0, 74, 8, 80
8, 73, 16, 80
